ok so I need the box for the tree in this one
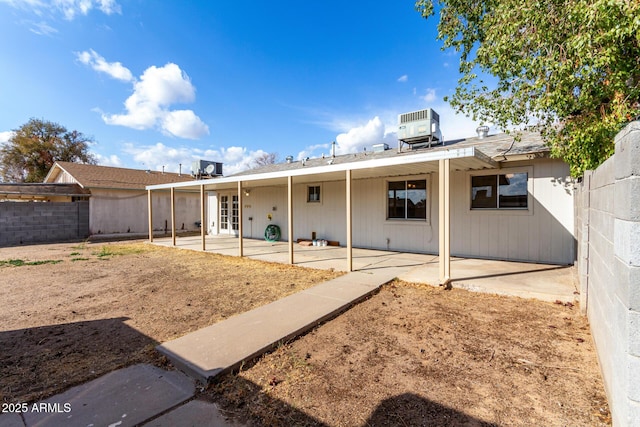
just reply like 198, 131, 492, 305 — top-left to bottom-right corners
415, 0, 640, 176
252, 152, 278, 169
0, 118, 97, 182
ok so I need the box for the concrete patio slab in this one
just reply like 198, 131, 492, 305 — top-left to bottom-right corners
152, 235, 577, 302
157, 270, 390, 383
22, 364, 195, 427
399, 257, 577, 302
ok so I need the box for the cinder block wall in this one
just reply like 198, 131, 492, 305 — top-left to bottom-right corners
575, 121, 640, 425
0, 201, 89, 247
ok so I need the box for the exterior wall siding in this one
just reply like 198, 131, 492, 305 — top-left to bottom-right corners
209, 157, 574, 265
91, 189, 201, 235
452, 159, 575, 264
0, 201, 89, 247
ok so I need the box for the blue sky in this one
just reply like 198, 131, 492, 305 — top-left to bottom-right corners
0, 0, 482, 175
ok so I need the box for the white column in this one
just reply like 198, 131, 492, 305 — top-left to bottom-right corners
200, 185, 206, 251
238, 181, 243, 257
288, 175, 294, 264
438, 159, 451, 286
147, 189, 153, 243
346, 169, 353, 272
170, 187, 176, 246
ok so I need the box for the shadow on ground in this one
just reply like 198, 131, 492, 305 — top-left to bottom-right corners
207, 376, 496, 426
0, 317, 161, 403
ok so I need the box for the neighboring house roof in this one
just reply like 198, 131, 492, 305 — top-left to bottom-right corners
0, 183, 91, 200
44, 162, 195, 190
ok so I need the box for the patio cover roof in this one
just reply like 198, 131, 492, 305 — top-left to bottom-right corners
146, 131, 546, 192
148, 145, 499, 193
146, 131, 548, 284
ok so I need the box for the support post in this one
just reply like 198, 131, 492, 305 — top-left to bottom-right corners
238, 181, 243, 257
147, 189, 153, 242
200, 184, 206, 251
346, 169, 353, 272
171, 187, 176, 246
438, 159, 451, 286
288, 175, 294, 264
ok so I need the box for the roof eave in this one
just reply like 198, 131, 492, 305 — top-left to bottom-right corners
147, 146, 498, 191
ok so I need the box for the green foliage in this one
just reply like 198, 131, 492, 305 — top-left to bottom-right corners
416, 0, 640, 176
0, 259, 62, 267
93, 244, 147, 258
0, 118, 96, 182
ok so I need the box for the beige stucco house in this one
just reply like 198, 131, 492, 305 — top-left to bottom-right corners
45, 162, 199, 236
147, 130, 575, 281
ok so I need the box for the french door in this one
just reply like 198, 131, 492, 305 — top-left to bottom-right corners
219, 194, 239, 235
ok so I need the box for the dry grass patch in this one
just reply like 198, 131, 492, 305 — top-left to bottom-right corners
0, 241, 342, 404
207, 280, 610, 426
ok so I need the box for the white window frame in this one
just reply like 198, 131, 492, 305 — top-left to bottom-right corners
307, 184, 322, 204
384, 175, 430, 224
467, 167, 534, 215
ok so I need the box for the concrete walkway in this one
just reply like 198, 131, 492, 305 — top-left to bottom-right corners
157, 266, 406, 383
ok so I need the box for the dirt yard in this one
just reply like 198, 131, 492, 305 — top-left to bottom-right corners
1, 241, 610, 426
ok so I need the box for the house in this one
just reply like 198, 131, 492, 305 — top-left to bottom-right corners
45, 162, 200, 235
147, 128, 575, 280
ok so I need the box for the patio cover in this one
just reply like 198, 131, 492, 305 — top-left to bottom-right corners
147, 144, 500, 286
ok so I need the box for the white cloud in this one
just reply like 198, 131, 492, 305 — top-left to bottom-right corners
421, 88, 437, 103
0, 131, 14, 145
161, 110, 209, 140
54, 0, 121, 19
28, 20, 58, 36
85, 56, 209, 140
93, 152, 122, 167
122, 142, 270, 176
296, 143, 330, 161
335, 116, 396, 155
76, 49, 133, 82
1, 0, 121, 19
397, 75, 408, 83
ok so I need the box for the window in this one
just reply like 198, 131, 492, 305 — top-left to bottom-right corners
387, 180, 427, 219
471, 173, 528, 209
220, 195, 228, 230
307, 185, 321, 202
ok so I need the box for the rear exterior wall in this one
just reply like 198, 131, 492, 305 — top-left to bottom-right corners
209, 157, 574, 265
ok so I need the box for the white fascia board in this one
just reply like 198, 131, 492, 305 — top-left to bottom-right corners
146, 146, 484, 191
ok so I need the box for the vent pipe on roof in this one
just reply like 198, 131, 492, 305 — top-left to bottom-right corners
178, 163, 182, 176
476, 125, 490, 139
286, 155, 294, 163
331, 141, 336, 158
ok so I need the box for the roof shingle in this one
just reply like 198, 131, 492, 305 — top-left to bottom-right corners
47, 162, 195, 190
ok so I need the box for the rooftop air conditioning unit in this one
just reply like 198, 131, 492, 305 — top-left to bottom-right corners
191, 160, 223, 178
397, 108, 442, 151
